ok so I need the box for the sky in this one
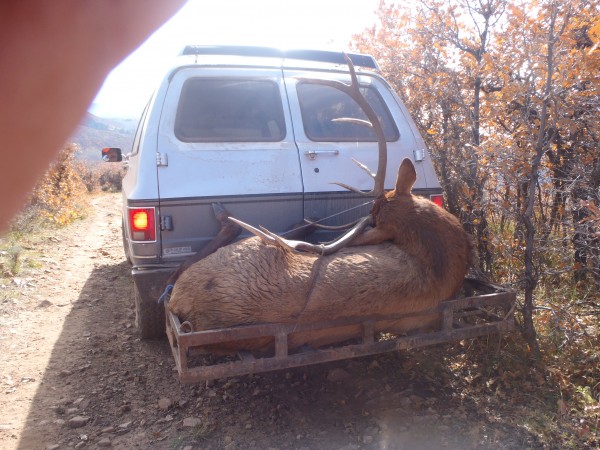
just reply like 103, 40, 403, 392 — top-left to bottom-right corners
90, 0, 382, 119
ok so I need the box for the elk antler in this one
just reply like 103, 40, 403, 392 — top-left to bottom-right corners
308, 53, 387, 197
229, 215, 373, 255
231, 53, 388, 255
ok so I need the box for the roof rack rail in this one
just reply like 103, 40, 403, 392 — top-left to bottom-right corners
180, 45, 380, 70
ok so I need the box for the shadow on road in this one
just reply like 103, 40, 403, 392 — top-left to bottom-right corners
18, 260, 180, 449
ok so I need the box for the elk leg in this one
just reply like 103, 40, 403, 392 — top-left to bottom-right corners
165, 203, 242, 287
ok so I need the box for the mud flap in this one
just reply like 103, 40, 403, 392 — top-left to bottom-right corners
132, 267, 176, 339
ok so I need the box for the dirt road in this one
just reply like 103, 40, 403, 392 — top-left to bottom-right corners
0, 193, 540, 449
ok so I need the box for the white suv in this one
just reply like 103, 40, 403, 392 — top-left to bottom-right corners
104, 45, 442, 338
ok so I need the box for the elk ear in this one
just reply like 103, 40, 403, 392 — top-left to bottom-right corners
394, 158, 417, 194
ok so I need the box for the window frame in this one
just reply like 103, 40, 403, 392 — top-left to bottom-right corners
173, 77, 287, 143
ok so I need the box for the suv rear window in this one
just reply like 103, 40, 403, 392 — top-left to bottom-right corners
175, 78, 286, 142
297, 83, 399, 142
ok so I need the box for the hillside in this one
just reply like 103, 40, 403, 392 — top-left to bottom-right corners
66, 113, 136, 161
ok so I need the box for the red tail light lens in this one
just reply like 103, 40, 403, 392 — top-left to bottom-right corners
430, 194, 444, 208
128, 207, 156, 241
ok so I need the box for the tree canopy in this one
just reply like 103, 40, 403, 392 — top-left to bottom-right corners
353, 1, 599, 444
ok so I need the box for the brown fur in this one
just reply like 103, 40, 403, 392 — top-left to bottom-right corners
168, 159, 473, 353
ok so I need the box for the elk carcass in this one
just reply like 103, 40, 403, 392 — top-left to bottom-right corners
167, 57, 473, 353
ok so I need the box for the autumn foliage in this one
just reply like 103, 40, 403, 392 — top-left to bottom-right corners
20, 144, 124, 228
27, 144, 87, 226
353, 0, 599, 445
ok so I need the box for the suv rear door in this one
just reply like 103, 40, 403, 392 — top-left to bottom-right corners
155, 66, 303, 260
284, 70, 437, 232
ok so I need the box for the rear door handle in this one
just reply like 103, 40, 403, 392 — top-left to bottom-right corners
304, 150, 340, 160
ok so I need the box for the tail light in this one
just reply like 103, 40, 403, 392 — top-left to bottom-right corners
128, 207, 156, 241
430, 194, 444, 208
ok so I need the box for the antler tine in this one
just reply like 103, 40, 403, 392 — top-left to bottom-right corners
350, 157, 376, 179
227, 217, 279, 246
331, 157, 377, 194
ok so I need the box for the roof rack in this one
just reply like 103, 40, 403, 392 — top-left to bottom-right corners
180, 45, 380, 70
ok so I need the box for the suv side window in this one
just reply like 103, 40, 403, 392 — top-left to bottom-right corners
174, 78, 286, 142
297, 82, 399, 142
